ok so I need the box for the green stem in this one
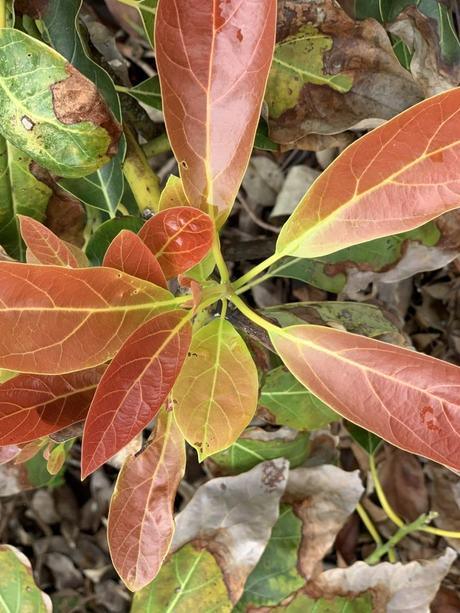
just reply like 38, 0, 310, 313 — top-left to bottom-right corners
232, 251, 283, 292
356, 503, 382, 547
123, 126, 161, 213
143, 133, 172, 158
229, 293, 280, 334
370, 454, 404, 528
212, 233, 230, 284
113, 0, 156, 15
365, 512, 438, 565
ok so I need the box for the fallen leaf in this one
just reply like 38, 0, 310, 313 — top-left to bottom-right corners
171, 459, 289, 603
242, 157, 284, 208
271, 166, 320, 217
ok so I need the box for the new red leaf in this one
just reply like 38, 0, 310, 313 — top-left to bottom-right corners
0, 368, 104, 446
155, 0, 277, 223
81, 310, 191, 478
108, 410, 185, 591
0, 263, 175, 374
139, 207, 213, 278
270, 325, 460, 471
103, 230, 167, 289
277, 87, 460, 259
19, 215, 79, 267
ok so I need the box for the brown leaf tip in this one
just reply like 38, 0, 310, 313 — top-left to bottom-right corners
51, 65, 122, 156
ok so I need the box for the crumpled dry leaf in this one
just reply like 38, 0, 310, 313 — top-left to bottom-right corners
308, 548, 457, 613
271, 165, 320, 218
242, 157, 284, 208
388, 7, 460, 97
172, 459, 289, 603
427, 463, 460, 551
267, 0, 422, 147
285, 465, 364, 579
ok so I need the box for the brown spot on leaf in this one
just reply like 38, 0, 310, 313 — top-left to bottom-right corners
51, 65, 122, 156
420, 405, 441, 432
262, 460, 286, 491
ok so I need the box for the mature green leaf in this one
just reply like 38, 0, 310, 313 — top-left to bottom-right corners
0, 546, 52, 612
125, 75, 162, 110
0, 29, 121, 178
137, 0, 157, 47
268, 592, 373, 612
346, 422, 382, 455
235, 505, 304, 611
260, 366, 339, 430
131, 543, 232, 613
0, 141, 51, 259
209, 427, 310, 475
270, 223, 440, 294
86, 216, 143, 264
41, 0, 126, 215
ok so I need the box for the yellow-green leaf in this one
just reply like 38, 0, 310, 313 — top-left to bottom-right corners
173, 319, 258, 461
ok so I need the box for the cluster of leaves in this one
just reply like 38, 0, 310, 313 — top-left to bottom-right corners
0, 0, 460, 608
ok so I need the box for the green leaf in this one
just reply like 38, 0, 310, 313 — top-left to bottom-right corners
260, 366, 339, 431
263, 302, 404, 344
266, 24, 352, 120
235, 505, 304, 610
209, 427, 310, 475
26, 448, 66, 488
269, 222, 440, 294
0, 546, 51, 612
268, 591, 373, 612
346, 422, 382, 455
131, 543, 232, 613
254, 118, 278, 152
0, 28, 120, 178
390, 34, 413, 70
85, 215, 143, 264
125, 75, 162, 110
0, 140, 51, 259
41, 0, 125, 215
136, 0, 157, 47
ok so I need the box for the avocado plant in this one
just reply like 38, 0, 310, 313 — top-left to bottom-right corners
0, 0, 460, 593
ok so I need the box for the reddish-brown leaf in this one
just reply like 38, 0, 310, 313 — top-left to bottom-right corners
277, 87, 460, 259
270, 325, 460, 471
81, 310, 191, 478
103, 230, 167, 289
19, 215, 79, 267
139, 207, 213, 278
155, 0, 277, 223
0, 368, 103, 446
0, 263, 175, 374
108, 410, 185, 591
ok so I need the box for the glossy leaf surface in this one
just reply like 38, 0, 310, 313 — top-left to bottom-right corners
0, 368, 103, 446
139, 207, 213, 278
271, 325, 460, 471
108, 411, 185, 591
103, 230, 167, 288
19, 216, 79, 267
0, 29, 121, 178
277, 88, 460, 258
82, 310, 191, 477
155, 0, 277, 223
0, 546, 51, 612
173, 319, 258, 460
0, 263, 173, 374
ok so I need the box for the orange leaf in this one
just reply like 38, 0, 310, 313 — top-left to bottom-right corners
173, 318, 258, 460
270, 325, 460, 471
103, 230, 167, 288
19, 215, 79, 267
0, 368, 103, 446
139, 207, 213, 278
108, 410, 185, 591
155, 0, 277, 223
0, 263, 175, 374
81, 310, 191, 477
277, 88, 460, 258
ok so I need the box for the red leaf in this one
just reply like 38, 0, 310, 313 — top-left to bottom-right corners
81, 310, 192, 478
139, 207, 213, 278
103, 230, 167, 289
0, 263, 175, 374
277, 88, 460, 259
0, 368, 104, 446
18, 215, 79, 267
155, 0, 277, 223
108, 410, 185, 591
271, 325, 460, 471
